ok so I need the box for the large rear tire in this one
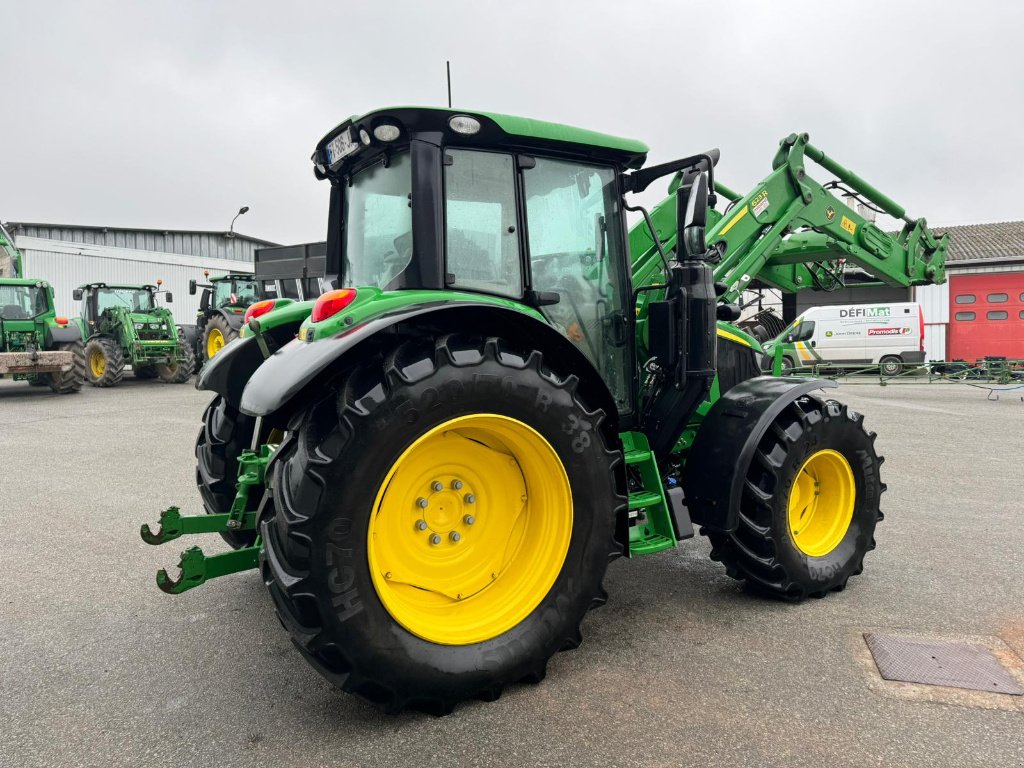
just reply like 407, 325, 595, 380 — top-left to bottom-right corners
706, 396, 884, 600
261, 335, 622, 714
195, 395, 261, 549
202, 315, 237, 364
48, 341, 86, 394
84, 338, 124, 388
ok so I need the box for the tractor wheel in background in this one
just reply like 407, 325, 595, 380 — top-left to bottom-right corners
157, 343, 196, 383
705, 396, 884, 601
195, 395, 261, 549
261, 335, 622, 715
48, 341, 86, 394
84, 337, 124, 387
134, 365, 159, 379
879, 355, 903, 376
202, 315, 237, 363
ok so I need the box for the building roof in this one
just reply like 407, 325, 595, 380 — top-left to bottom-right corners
3, 221, 278, 264
933, 220, 1024, 264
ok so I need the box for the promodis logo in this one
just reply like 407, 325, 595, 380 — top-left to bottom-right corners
868, 327, 910, 336
840, 307, 891, 318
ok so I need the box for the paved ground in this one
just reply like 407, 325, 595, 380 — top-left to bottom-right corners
2, 376, 1022, 767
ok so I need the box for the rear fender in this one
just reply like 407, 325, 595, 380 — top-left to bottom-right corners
216, 308, 246, 331
237, 303, 620, 433
46, 325, 83, 345
682, 375, 837, 533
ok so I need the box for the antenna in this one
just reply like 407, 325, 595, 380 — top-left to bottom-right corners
446, 60, 452, 108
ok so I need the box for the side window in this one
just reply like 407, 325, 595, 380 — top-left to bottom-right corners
797, 320, 816, 341
987, 293, 1008, 303
955, 311, 976, 321
445, 149, 521, 297
954, 294, 975, 304
524, 158, 630, 408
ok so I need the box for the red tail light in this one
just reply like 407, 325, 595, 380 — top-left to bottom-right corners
243, 299, 277, 324
311, 289, 357, 323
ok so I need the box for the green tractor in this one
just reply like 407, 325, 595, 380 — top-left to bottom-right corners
188, 271, 262, 364
143, 107, 946, 714
74, 282, 194, 386
0, 223, 85, 393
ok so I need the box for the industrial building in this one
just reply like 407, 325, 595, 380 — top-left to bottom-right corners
3, 222, 276, 324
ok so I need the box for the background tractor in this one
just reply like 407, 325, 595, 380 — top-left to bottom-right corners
188, 271, 263, 365
143, 107, 947, 715
74, 282, 194, 386
0, 222, 85, 393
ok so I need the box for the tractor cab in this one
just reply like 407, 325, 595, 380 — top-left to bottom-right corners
190, 273, 261, 314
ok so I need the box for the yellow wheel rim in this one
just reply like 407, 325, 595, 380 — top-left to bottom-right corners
206, 328, 225, 358
368, 414, 573, 645
788, 449, 856, 557
89, 348, 106, 378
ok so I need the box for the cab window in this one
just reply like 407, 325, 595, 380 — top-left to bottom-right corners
445, 149, 521, 297
523, 158, 630, 407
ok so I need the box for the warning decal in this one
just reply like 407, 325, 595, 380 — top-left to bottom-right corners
751, 190, 770, 217
840, 215, 857, 235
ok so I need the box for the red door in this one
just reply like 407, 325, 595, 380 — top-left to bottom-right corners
948, 273, 1024, 360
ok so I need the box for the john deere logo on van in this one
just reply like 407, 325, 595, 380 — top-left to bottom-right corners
840, 307, 890, 318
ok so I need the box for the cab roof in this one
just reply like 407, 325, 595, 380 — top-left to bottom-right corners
314, 106, 649, 177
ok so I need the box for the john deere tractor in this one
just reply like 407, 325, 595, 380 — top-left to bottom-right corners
188, 271, 262, 365
142, 107, 946, 714
75, 282, 194, 386
0, 223, 85, 393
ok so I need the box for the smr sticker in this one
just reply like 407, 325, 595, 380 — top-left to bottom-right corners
840, 215, 857, 235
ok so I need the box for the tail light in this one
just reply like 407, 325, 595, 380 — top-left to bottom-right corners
311, 289, 357, 323
243, 299, 277, 324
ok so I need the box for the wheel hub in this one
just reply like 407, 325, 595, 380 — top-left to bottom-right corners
788, 448, 855, 557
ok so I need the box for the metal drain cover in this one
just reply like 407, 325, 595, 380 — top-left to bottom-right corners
865, 633, 1024, 695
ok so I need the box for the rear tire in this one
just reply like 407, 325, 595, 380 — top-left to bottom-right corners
706, 396, 884, 600
262, 335, 622, 714
48, 341, 86, 394
202, 315, 237, 364
195, 395, 261, 549
879, 355, 903, 376
84, 337, 124, 387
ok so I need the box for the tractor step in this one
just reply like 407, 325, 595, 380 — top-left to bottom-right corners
621, 431, 679, 557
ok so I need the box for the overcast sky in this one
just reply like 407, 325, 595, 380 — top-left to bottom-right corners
2, 1, 1022, 245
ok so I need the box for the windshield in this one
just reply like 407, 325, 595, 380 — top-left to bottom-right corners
343, 152, 413, 289
213, 279, 259, 308
0, 285, 48, 319
97, 288, 154, 313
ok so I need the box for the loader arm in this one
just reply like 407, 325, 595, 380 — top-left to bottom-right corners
629, 132, 948, 311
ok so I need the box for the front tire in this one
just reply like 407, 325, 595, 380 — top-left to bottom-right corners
157, 343, 195, 383
262, 335, 622, 714
706, 396, 884, 600
84, 338, 124, 387
879, 355, 903, 376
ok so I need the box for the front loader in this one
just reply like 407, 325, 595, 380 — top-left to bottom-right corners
75, 282, 194, 386
141, 107, 947, 715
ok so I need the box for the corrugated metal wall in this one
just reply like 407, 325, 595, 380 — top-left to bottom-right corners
10, 224, 268, 263
22, 244, 253, 324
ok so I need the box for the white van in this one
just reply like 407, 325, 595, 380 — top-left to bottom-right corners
764, 302, 925, 374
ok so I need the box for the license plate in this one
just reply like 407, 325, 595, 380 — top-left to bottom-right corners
325, 128, 358, 165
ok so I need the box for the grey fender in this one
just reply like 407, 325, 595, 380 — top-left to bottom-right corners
47, 325, 83, 345
682, 375, 838, 533
237, 302, 620, 428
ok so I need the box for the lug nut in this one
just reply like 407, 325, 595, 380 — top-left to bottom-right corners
417, 497, 429, 509
430, 534, 442, 546
450, 531, 461, 543
452, 479, 464, 490
415, 520, 428, 531
463, 514, 475, 526
465, 494, 476, 504
431, 481, 443, 492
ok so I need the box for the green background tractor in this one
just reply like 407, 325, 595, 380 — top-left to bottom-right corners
188, 271, 263, 365
74, 282, 194, 386
145, 107, 946, 715
0, 277, 85, 393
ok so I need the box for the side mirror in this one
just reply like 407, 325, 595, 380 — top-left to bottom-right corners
188, 279, 197, 295
165, 292, 173, 303
677, 172, 709, 260
72, 288, 83, 301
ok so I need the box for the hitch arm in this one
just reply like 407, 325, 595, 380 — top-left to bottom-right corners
156, 544, 261, 594
140, 506, 259, 545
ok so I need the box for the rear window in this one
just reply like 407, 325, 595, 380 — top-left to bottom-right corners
987, 310, 1008, 320
954, 294, 975, 304
987, 293, 1008, 303
954, 311, 976, 321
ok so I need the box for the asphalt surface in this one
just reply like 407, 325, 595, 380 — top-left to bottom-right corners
2, 376, 1022, 767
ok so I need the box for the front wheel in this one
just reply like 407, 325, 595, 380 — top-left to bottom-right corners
706, 396, 884, 600
157, 343, 195, 383
879, 355, 903, 376
262, 335, 622, 714
84, 338, 124, 387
